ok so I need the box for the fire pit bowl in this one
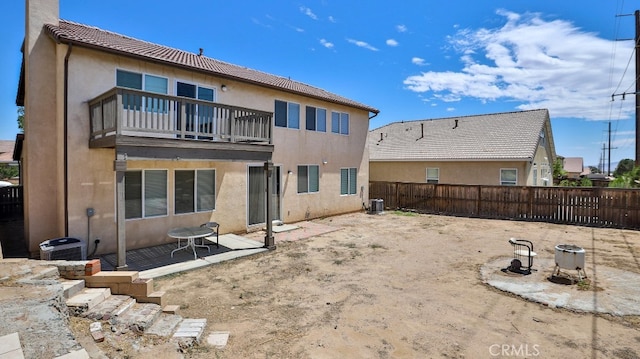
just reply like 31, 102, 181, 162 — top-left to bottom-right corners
553, 244, 587, 280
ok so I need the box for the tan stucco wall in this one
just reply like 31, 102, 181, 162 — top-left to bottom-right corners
25, 36, 371, 255
370, 161, 531, 186
23, 0, 61, 254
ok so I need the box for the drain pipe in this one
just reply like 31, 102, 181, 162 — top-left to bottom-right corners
63, 44, 73, 236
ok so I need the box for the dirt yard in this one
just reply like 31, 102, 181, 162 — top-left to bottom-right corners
90, 212, 640, 358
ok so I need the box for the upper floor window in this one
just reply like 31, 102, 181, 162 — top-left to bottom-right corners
331, 111, 349, 135
116, 70, 168, 112
426, 168, 439, 184
297, 165, 320, 194
125, 170, 167, 219
500, 168, 517, 186
116, 70, 168, 94
305, 106, 327, 132
275, 100, 300, 129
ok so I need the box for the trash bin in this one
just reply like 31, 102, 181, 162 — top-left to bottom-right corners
39, 237, 86, 261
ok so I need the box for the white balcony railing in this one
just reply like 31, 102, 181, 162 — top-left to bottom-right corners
89, 87, 272, 144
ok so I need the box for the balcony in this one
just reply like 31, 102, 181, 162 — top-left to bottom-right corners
88, 87, 273, 161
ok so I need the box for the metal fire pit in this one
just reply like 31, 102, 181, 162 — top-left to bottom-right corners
553, 244, 587, 281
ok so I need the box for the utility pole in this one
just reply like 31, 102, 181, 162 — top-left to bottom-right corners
609, 121, 612, 175
636, 10, 640, 166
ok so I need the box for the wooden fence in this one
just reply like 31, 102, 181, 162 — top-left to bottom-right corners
369, 182, 640, 230
0, 186, 23, 220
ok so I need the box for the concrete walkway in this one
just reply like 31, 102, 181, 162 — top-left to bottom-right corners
481, 257, 640, 316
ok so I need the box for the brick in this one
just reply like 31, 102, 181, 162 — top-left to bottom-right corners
163, 305, 180, 315
83, 271, 139, 286
117, 278, 153, 297
135, 291, 165, 306
84, 259, 101, 276
90, 330, 104, 343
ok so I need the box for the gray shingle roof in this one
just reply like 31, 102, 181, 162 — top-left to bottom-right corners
370, 109, 552, 161
44, 20, 378, 114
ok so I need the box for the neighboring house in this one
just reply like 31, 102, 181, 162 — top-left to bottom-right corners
562, 157, 585, 179
369, 109, 556, 186
0, 140, 16, 166
17, 0, 378, 262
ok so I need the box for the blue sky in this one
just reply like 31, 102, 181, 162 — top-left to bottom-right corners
1, 1, 638, 169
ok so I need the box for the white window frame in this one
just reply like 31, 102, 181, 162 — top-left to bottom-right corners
305, 106, 327, 132
426, 168, 439, 184
500, 168, 518, 186
331, 111, 349, 135
275, 100, 300, 129
124, 169, 168, 220
174, 169, 216, 214
340, 167, 357, 195
297, 164, 320, 194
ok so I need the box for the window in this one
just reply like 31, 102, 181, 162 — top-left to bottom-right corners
124, 170, 167, 219
340, 167, 357, 195
331, 111, 349, 135
116, 70, 169, 112
176, 81, 216, 136
275, 100, 300, 129
305, 106, 327, 132
533, 168, 538, 186
297, 165, 319, 193
500, 169, 517, 186
175, 169, 216, 214
426, 168, 439, 184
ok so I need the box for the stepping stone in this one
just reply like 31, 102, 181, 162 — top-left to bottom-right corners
206, 331, 230, 349
0, 332, 24, 359
146, 313, 183, 337
115, 303, 162, 333
172, 318, 207, 343
66, 288, 111, 316
83, 295, 135, 320
60, 279, 85, 299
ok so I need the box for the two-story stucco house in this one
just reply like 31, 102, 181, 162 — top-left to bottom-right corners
369, 109, 556, 186
17, 0, 378, 265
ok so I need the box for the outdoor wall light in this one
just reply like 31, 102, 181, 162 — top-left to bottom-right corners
221, 85, 228, 92
288, 170, 293, 174
322, 160, 328, 165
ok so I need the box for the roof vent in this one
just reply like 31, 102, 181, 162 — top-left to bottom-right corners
198, 48, 204, 56
452, 119, 458, 129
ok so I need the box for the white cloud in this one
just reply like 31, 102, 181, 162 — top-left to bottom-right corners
403, 10, 635, 121
300, 6, 318, 20
386, 39, 399, 47
320, 39, 334, 49
412, 57, 428, 66
396, 24, 407, 33
346, 38, 379, 51
328, 16, 336, 23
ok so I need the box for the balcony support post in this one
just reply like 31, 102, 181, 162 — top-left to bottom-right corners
264, 160, 275, 250
114, 152, 128, 270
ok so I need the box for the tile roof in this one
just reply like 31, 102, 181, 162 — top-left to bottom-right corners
0, 140, 16, 162
370, 109, 552, 161
44, 20, 378, 114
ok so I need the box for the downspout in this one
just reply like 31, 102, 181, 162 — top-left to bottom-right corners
64, 44, 72, 236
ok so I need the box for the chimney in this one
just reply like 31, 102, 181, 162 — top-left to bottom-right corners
198, 48, 204, 56
452, 119, 458, 129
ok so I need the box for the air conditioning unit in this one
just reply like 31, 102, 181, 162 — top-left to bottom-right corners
39, 237, 87, 261
369, 199, 384, 215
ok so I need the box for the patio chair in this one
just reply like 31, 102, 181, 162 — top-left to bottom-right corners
200, 222, 220, 248
508, 238, 537, 274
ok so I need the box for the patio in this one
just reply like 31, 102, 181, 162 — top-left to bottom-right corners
97, 220, 343, 278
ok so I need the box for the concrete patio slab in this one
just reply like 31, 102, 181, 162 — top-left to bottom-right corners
481, 257, 640, 316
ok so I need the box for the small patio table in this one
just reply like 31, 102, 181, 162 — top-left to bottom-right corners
168, 226, 214, 260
